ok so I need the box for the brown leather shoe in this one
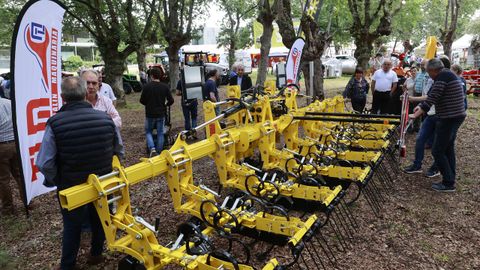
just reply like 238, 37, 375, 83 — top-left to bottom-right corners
86, 254, 104, 265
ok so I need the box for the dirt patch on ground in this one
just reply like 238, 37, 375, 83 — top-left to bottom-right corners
1, 91, 479, 270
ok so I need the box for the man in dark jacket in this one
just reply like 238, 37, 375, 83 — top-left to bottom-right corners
140, 67, 174, 156
36, 76, 124, 270
412, 58, 466, 192
229, 64, 253, 92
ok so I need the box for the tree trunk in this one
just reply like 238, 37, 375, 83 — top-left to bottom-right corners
228, 40, 236, 69
136, 44, 147, 73
166, 45, 180, 91
443, 35, 454, 59
472, 37, 480, 68
256, 21, 274, 86
301, 58, 324, 100
103, 52, 126, 106
334, 43, 341, 55
354, 37, 374, 70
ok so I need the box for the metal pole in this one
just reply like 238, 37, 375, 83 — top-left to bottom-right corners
292, 116, 401, 125
305, 112, 401, 119
309, 61, 314, 103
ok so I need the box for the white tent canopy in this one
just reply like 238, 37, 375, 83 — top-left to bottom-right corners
452, 34, 475, 50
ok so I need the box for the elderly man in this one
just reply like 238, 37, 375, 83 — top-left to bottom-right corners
229, 63, 253, 92
0, 97, 26, 215
36, 76, 124, 270
81, 70, 122, 128
412, 58, 466, 192
371, 59, 398, 114
98, 70, 117, 106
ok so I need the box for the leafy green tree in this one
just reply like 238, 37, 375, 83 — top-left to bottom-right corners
346, 0, 403, 69
277, 0, 338, 99
156, 0, 206, 90
65, 0, 158, 103
217, 0, 257, 68
0, 0, 26, 47
255, 0, 280, 86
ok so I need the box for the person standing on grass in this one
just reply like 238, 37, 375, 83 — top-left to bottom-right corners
176, 79, 198, 132
412, 58, 466, 192
36, 76, 124, 270
370, 59, 398, 114
98, 70, 117, 106
0, 97, 27, 216
342, 67, 369, 112
81, 70, 122, 128
451, 64, 468, 109
140, 68, 174, 156
203, 69, 221, 115
403, 73, 439, 177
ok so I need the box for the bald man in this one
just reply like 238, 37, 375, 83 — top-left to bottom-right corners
370, 59, 398, 114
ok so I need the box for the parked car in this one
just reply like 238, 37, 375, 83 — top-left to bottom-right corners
183, 51, 229, 85
92, 64, 143, 94
334, 55, 357, 74
322, 58, 343, 78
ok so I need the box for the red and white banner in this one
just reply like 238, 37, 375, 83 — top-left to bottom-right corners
286, 38, 305, 85
399, 92, 410, 157
11, 0, 66, 204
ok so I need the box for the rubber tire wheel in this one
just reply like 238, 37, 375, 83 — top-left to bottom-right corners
123, 82, 133, 95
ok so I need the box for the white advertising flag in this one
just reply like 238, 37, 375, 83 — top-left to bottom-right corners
11, 0, 66, 204
285, 38, 305, 85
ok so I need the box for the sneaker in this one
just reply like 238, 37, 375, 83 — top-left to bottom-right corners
431, 183, 456, 193
149, 148, 157, 158
403, 164, 422, 174
425, 170, 440, 178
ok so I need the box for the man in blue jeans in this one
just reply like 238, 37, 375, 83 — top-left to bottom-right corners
412, 58, 466, 192
404, 77, 439, 177
176, 80, 198, 132
140, 68, 174, 156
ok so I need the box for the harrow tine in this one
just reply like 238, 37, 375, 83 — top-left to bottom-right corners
312, 233, 337, 267
378, 164, 394, 191
329, 215, 349, 251
316, 230, 338, 264
334, 207, 354, 240
364, 183, 382, 211
300, 253, 309, 270
362, 185, 381, 217
305, 241, 325, 270
340, 199, 358, 229
378, 163, 393, 190
369, 178, 386, 203
336, 202, 356, 236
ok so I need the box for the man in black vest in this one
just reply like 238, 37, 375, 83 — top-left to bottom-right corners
229, 64, 253, 92
36, 76, 124, 270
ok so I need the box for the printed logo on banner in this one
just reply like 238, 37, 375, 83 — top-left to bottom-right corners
291, 48, 301, 83
25, 22, 50, 92
21, 21, 61, 183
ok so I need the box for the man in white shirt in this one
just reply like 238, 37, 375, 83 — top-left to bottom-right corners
98, 71, 117, 106
370, 59, 398, 114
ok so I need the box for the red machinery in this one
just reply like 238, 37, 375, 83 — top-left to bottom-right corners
463, 69, 480, 96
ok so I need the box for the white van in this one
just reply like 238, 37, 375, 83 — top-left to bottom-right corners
219, 51, 252, 74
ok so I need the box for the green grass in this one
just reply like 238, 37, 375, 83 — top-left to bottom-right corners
0, 248, 18, 269
433, 253, 450, 263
